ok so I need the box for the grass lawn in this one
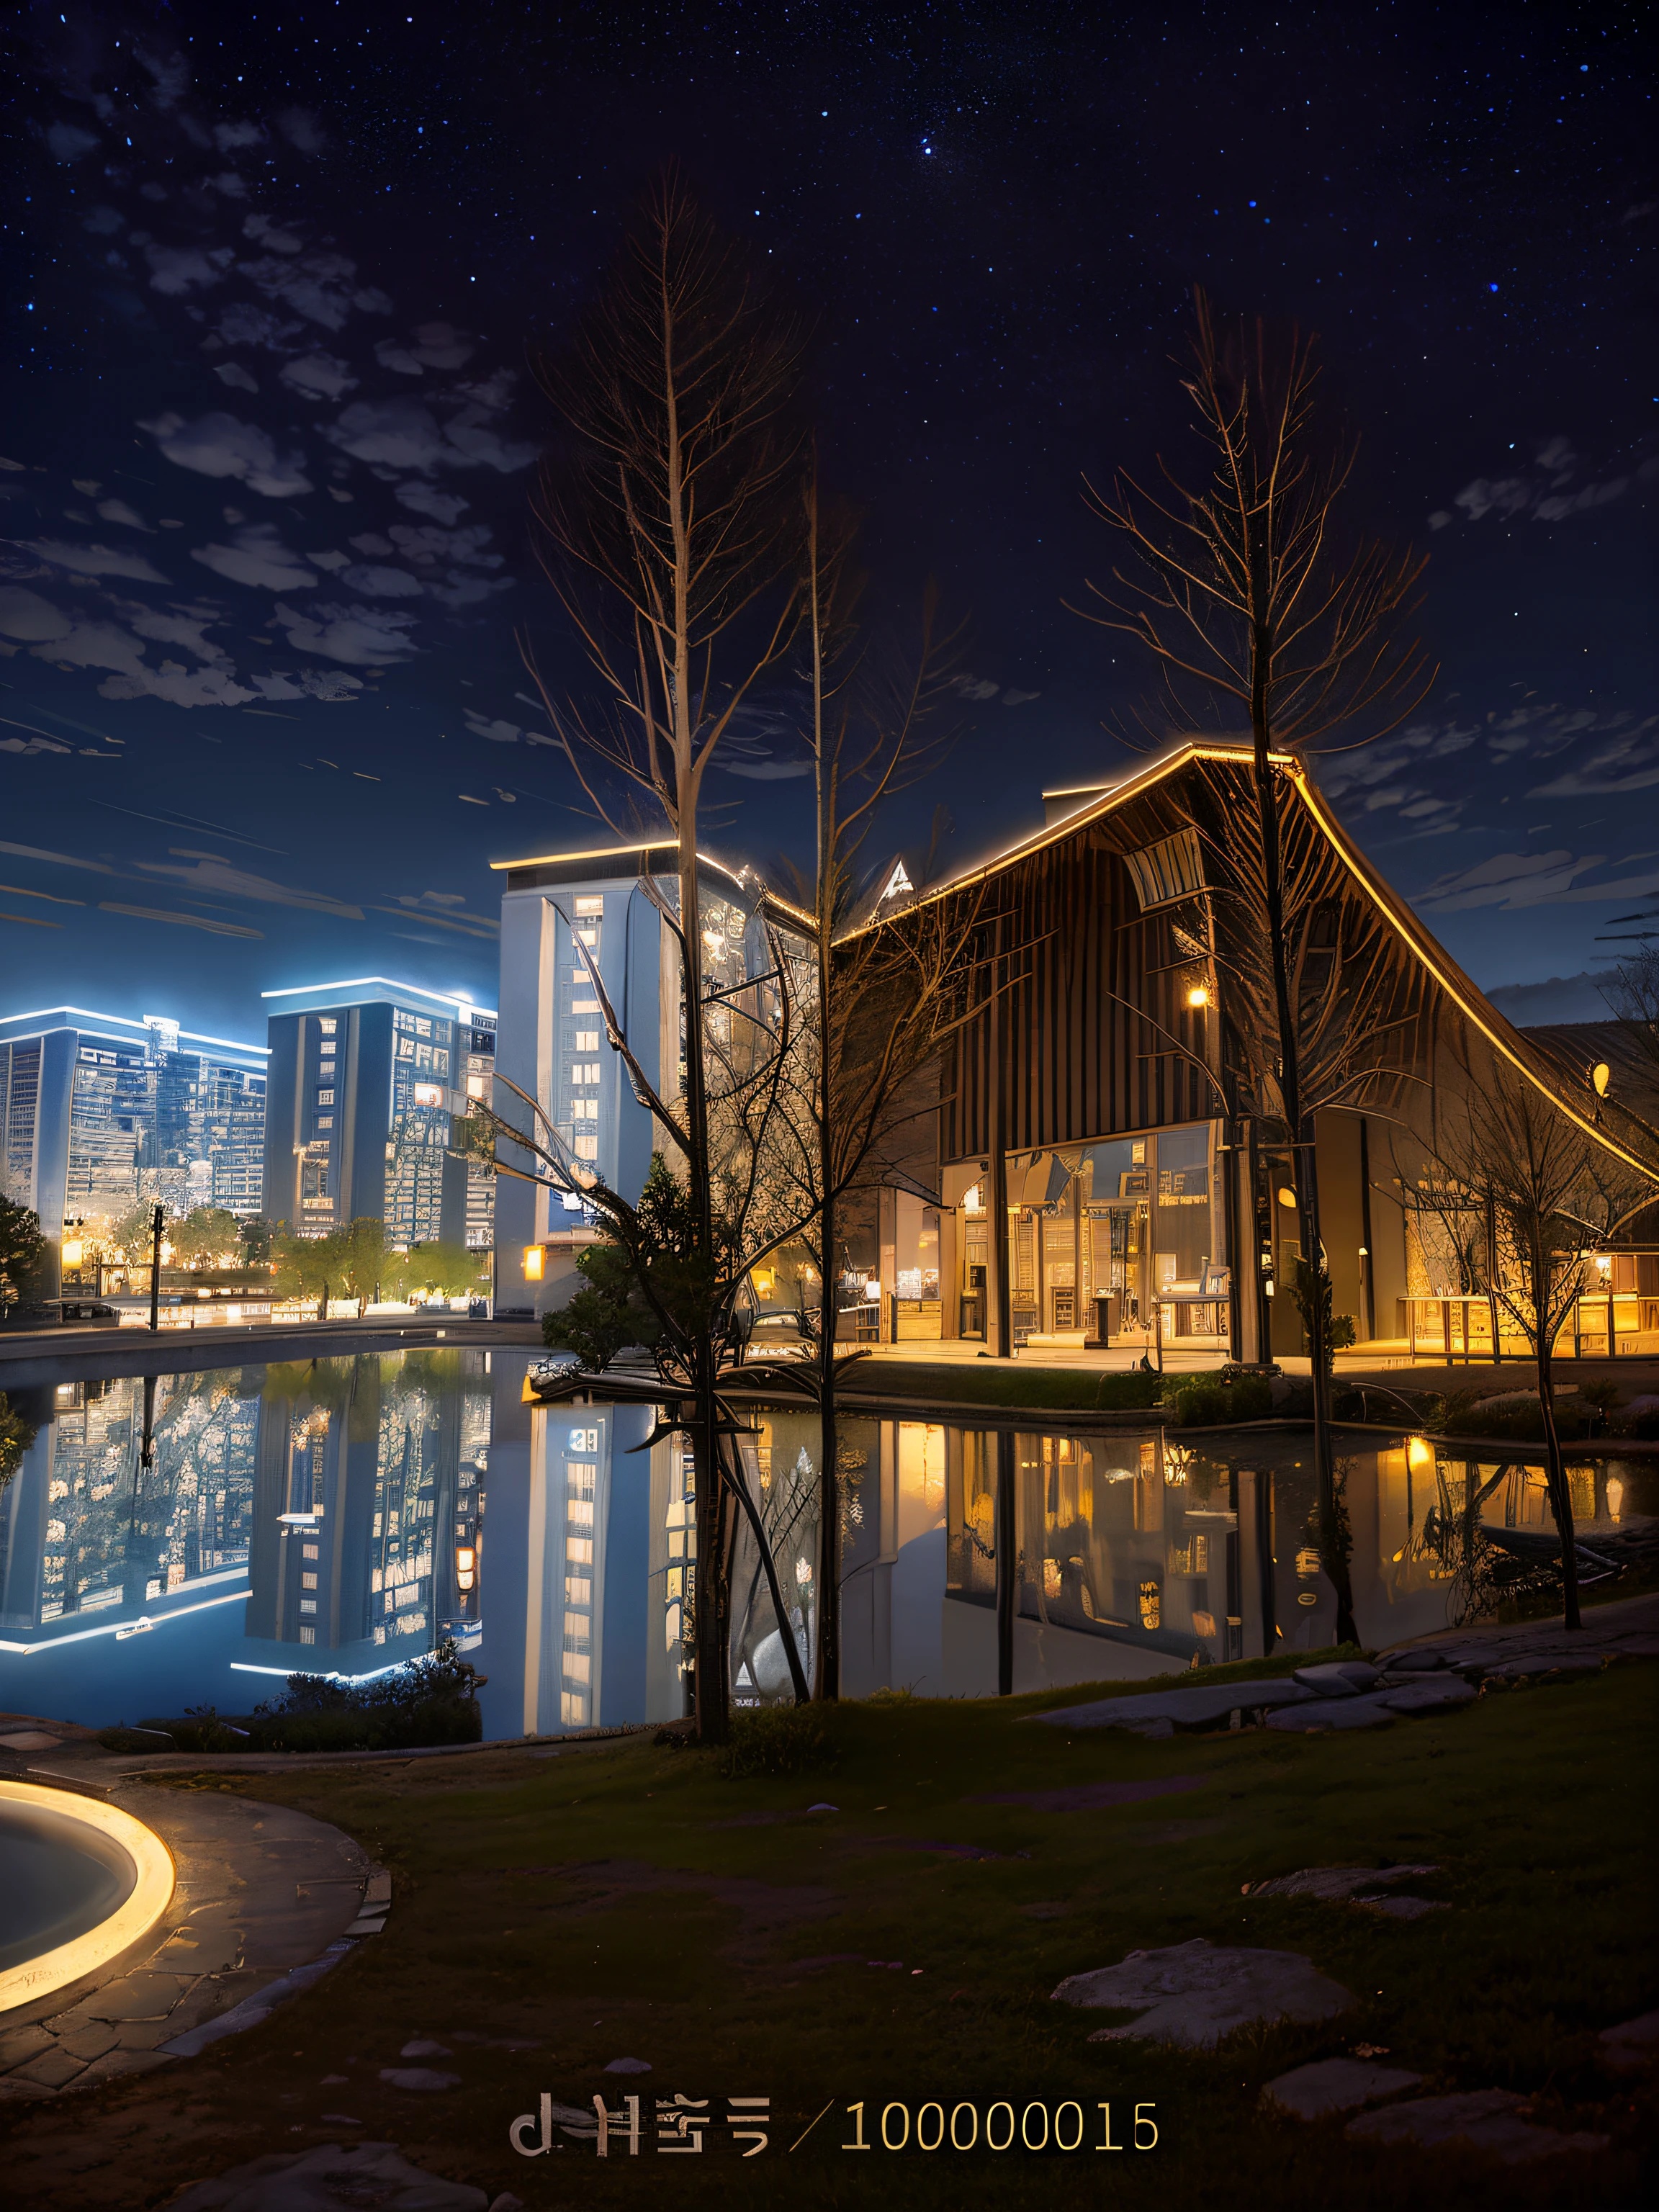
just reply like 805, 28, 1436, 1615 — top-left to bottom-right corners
4, 1658, 1654, 2211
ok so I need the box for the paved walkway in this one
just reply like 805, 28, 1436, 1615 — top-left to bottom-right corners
0, 1782, 379, 2100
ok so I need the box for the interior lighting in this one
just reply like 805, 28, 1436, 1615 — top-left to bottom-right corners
60, 1239, 84, 1268
1407, 1436, 1434, 1474
1276, 1188, 1298, 1209
863, 1277, 881, 1300
1591, 1061, 1611, 1097
523, 1246, 545, 1282
456, 1545, 477, 1593
1187, 984, 1209, 1009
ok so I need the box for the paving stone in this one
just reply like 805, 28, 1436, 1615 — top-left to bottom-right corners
1354, 1896, 1449, 1920
1052, 1938, 1354, 2048
11, 2046, 89, 2088
1263, 2057, 1423, 2118
1380, 1679, 1476, 1713
400, 2039, 452, 2058
1292, 1663, 1383, 1697
1384, 1650, 1452, 1673
54, 2023, 124, 2062
1267, 1696, 1393, 1732
604, 2055, 652, 2073
378, 2066, 462, 2091
1599, 2010, 1659, 2073
75, 2049, 174, 2087
1346, 2088, 1609, 2163
84, 1970, 192, 2021
0, 2023, 56, 2072
362, 1871, 392, 1907
1037, 1681, 1316, 1731
1248, 1864, 1439, 1902
1486, 1655, 1604, 1682
167, 2142, 487, 2212
0, 1731, 62, 1750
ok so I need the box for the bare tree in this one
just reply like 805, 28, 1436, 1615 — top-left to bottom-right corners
1074, 290, 1437, 1647
513, 179, 804, 1742
1406, 1063, 1650, 1629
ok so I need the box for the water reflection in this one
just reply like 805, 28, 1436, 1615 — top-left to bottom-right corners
0, 1352, 1652, 1732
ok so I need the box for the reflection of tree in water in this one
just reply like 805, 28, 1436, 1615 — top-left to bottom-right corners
731, 1434, 820, 1702
1412, 1457, 1556, 1624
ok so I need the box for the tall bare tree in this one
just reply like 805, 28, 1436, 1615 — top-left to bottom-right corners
1074, 291, 1437, 1645
1406, 1062, 1650, 1629
514, 179, 804, 1741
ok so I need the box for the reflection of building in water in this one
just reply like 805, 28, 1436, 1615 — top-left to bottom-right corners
0, 1371, 258, 1642
477, 1390, 680, 1736
245, 1351, 490, 1663
0, 1006, 269, 1295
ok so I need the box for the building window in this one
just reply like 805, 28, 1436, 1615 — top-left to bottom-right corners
574, 894, 604, 915
315, 1116, 333, 1130
301, 1571, 318, 1590
572, 1030, 601, 1052
570, 1100, 599, 1120
571, 1062, 601, 1084
574, 1132, 599, 1159
318, 1018, 337, 1035
300, 1626, 315, 1645
300, 1597, 317, 1615
1124, 827, 1205, 912
317, 1089, 335, 1105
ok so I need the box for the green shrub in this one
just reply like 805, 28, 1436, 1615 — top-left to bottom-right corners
135, 1705, 248, 1755
98, 1724, 177, 1752
719, 1700, 840, 1779
1161, 1371, 1274, 1426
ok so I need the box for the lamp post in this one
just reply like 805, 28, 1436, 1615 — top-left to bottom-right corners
148, 1203, 164, 1333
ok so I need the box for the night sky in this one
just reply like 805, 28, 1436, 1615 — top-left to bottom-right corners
2, 0, 1653, 1045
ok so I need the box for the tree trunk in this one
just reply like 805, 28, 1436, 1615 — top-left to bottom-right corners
1536, 1308, 1581, 1631
1249, 646, 1356, 1647
814, 1174, 842, 1700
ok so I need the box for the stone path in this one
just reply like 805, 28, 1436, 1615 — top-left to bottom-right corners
0, 1783, 385, 2100
167, 2141, 499, 2212
1035, 1590, 1659, 1737
1051, 1938, 1354, 2048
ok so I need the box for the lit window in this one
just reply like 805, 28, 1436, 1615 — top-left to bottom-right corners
574, 894, 604, 915
413, 1082, 443, 1106
301, 1572, 318, 1590
300, 1597, 317, 1614
317, 1089, 336, 1105
577, 927, 599, 947
571, 1062, 601, 1084
302, 1543, 319, 1560
466, 1074, 486, 1098
574, 1133, 599, 1159
571, 1100, 598, 1120
300, 1625, 315, 1645
572, 999, 600, 1014
566, 1534, 594, 1563
315, 1116, 333, 1130
573, 1030, 601, 1052
319, 1018, 337, 1035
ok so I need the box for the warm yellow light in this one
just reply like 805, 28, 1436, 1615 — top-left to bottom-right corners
1407, 1435, 1434, 1474
457, 1547, 477, 1573
1187, 984, 1209, 1009
1591, 1061, 1611, 1098
60, 1239, 84, 1269
1276, 1187, 1298, 1210
0, 1779, 175, 2013
523, 1244, 545, 1282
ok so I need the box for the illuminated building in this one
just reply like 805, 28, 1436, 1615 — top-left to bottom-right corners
261, 978, 495, 1245
489, 842, 811, 1316
0, 1005, 268, 1293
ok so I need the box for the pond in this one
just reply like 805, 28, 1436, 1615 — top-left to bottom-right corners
1, 1349, 1653, 1738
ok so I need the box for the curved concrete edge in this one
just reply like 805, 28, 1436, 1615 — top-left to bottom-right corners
0, 1785, 380, 2098
0, 1779, 176, 2016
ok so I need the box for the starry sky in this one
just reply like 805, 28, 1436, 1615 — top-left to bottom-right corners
1, 0, 1653, 1045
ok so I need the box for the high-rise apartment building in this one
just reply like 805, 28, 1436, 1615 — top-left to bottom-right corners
0, 1005, 269, 1291
488, 840, 807, 1314
262, 978, 496, 1247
